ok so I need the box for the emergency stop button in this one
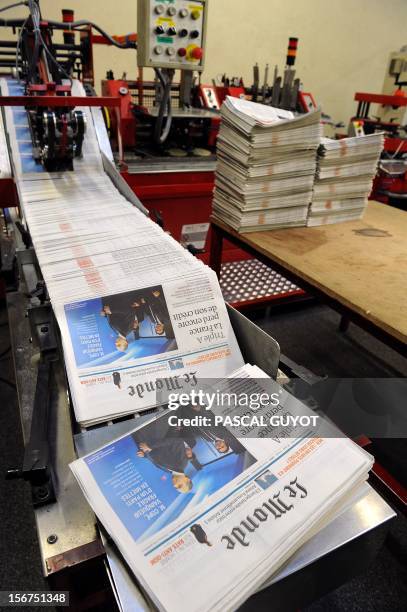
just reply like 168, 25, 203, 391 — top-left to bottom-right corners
191, 47, 203, 60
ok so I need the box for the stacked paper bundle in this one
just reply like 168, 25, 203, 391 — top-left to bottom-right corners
212, 96, 322, 232
71, 364, 374, 612
2, 78, 244, 426
3, 79, 378, 612
308, 134, 384, 226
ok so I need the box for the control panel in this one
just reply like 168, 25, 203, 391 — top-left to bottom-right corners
137, 0, 208, 71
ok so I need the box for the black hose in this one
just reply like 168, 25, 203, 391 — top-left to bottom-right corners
39, 31, 72, 81
0, 1, 28, 14
0, 6, 134, 50
154, 68, 174, 145
24, 0, 40, 83
46, 19, 137, 49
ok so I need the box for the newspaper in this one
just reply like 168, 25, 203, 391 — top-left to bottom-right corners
308, 133, 383, 226
55, 270, 243, 425
70, 364, 373, 612
2, 77, 243, 425
213, 97, 321, 232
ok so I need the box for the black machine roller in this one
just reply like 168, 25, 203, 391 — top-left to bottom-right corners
0, 0, 89, 171
28, 107, 86, 171
0, 1, 135, 171
18, 1, 87, 171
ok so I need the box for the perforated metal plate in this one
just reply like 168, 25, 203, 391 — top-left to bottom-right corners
220, 259, 304, 306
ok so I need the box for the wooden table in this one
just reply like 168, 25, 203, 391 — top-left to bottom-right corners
210, 201, 407, 355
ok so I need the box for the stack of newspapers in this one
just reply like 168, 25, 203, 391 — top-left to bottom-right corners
308, 134, 384, 226
2, 78, 244, 426
3, 78, 377, 610
70, 364, 374, 612
212, 96, 322, 232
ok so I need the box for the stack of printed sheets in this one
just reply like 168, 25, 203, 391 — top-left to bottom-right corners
71, 364, 374, 612
308, 134, 384, 226
212, 96, 321, 232
1, 77, 244, 426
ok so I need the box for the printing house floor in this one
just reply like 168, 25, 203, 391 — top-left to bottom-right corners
0, 299, 406, 612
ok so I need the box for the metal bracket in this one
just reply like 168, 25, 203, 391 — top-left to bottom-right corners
0, 213, 18, 290
15, 219, 33, 248
186, 244, 205, 256
279, 353, 325, 387
16, 246, 41, 296
6, 301, 59, 506
7, 235, 59, 506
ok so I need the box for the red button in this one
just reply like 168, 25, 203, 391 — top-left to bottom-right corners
191, 47, 203, 60
178, 47, 187, 57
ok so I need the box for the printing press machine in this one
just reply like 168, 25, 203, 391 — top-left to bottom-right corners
0, 1, 397, 610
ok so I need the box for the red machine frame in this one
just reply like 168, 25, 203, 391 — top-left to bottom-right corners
352, 92, 407, 204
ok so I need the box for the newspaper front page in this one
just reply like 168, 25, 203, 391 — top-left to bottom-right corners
56, 271, 243, 424
71, 366, 373, 611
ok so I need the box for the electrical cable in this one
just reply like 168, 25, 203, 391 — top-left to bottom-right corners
47, 19, 137, 49
11, 4, 135, 83
38, 30, 73, 82
15, 14, 30, 82
0, 1, 28, 14
27, 0, 40, 83
154, 68, 174, 145
15, 0, 73, 83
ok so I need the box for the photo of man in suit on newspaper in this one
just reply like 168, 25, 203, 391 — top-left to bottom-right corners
85, 410, 256, 544
133, 415, 201, 493
65, 283, 180, 368
176, 404, 246, 455
100, 291, 141, 352
132, 409, 253, 495
100, 285, 176, 353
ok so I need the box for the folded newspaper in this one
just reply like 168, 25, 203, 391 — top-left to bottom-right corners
308, 134, 383, 226
1, 77, 243, 425
55, 271, 243, 425
212, 97, 321, 232
70, 364, 373, 612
